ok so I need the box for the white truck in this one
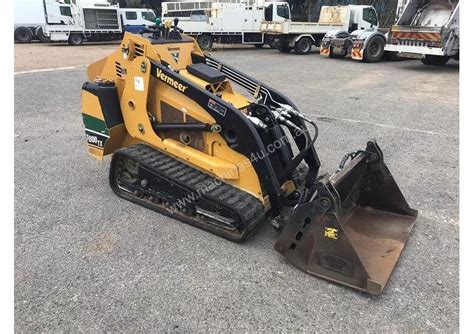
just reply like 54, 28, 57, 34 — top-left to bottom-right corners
320, 0, 459, 65
161, 0, 290, 49
38, 1, 156, 45
261, 5, 380, 55
14, 0, 76, 43
120, 8, 157, 34
384, 0, 459, 65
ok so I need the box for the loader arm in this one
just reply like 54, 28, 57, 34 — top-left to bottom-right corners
202, 54, 321, 180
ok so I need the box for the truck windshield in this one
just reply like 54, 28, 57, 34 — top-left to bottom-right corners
362, 7, 378, 26
277, 5, 290, 19
141, 11, 156, 22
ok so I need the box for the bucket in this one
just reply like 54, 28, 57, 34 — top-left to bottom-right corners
275, 141, 417, 295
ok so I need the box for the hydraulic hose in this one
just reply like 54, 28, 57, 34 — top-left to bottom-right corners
336, 150, 369, 172
282, 119, 319, 179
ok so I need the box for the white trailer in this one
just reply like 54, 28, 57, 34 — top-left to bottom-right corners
14, 0, 75, 43
162, 0, 290, 49
384, 0, 459, 65
261, 5, 379, 55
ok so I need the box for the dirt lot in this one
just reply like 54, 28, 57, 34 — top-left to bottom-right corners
14, 42, 119, 72
14, 42, 253, 72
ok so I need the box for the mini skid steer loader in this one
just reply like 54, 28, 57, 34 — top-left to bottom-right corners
81, 21, 417, 295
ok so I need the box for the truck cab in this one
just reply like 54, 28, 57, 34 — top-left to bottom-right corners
14, 0, 74, 43
264, 2, 291, 22
320, 5, 387, 62
45, 2, 75, 25
120, 9, 156, 33
348, 5, 379, 31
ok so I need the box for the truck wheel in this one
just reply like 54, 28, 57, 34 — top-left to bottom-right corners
277, 43, 292, 53
363, 36, 385, 63
294, 37, 312, 55
68, 34, 84, 46
197, 34, 213, 50
421, 55, 450, 66
36, 27, 51, 43
15, 27, 33, 44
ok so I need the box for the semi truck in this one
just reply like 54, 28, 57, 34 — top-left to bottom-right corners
14, 0, 75, 43
41, 0, 156, 45
161, 0, 290, 49
320, 0, 459, 65
260, 5, 380, 55
15, 0, 157, 45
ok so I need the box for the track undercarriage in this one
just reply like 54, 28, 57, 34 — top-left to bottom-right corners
110, 144, 266, 241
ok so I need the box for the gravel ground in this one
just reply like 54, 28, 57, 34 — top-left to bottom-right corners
15, 45, 459, 332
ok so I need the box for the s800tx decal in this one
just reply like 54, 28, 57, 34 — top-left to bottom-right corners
82, 113, 110, 149
85, 129, 109, 149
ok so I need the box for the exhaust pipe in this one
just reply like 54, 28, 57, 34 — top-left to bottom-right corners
275, 140, 417, 295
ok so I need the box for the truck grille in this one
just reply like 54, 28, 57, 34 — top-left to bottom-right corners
395, 39, 441, 47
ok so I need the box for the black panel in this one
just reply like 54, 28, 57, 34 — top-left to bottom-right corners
187, 63, 227, 84
82, 82, 123, 129
147, 35, 194, 45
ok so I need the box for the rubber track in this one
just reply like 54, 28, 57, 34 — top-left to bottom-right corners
110, 144, 266, 241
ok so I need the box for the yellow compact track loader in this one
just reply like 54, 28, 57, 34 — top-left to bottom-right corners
81, 21, 417, 295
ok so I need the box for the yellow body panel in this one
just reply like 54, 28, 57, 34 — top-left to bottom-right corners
82, 91, 104, 120
179, 70, 210, 89
221, 91, 251, 110
83, 32, 265, 202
